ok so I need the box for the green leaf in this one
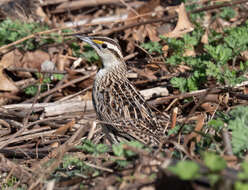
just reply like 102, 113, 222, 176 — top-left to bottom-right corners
112, 143, 124, 157
168, 161, 200, 180
205, 44, 232, 63
235, 182, 248, 190
207, 174, 221, 186
203, 152, 226, 172
187, 76, 198, 91
219, 7, 236, 20
141, 41, 162, 54
96, 144, 109, 154
208, 118, 224, 131
171, 77, 187, 92
228, 106, 248, 154
238, 162, 248, 180
77, 139, 108, 155
80, 139, 96, 154
24, 85, 38, 96
115, 160, 128, 167
167, 125, 181, 136
125, 141, 144, 157
53, 74, 64, 80
224, 23, 248, 55
82, 46, 99, 62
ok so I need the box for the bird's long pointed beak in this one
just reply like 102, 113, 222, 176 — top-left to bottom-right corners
75, 35, 94, 46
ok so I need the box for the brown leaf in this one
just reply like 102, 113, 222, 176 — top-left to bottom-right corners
171, 107, 178, 129
0, 50, 22, 69
124, 0, 161, 51
22, 50, 50, 70
201, 102, 218, 114
132, 67, 157, 80
146, 25, 160, 42
0, 52, 19, 92
81, 91, 92, 101
240, 50, 248, 61
184, 114, 205, 146
54, 120, 75, 135
201, 30, 209, 44
183, 47, 196, 57
14, 50, 51, 78
125, 0, 160, 26
163, 3, 194, 38
0, 70, 18, 92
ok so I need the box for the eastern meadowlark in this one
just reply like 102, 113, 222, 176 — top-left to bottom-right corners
76, 36, 165, 146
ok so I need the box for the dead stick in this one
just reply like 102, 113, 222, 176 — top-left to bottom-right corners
23, 71, 96, 103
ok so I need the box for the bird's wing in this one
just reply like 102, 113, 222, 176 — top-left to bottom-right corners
98, 77, 164, 136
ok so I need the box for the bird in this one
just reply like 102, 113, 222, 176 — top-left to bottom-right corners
76, 35, 165, 146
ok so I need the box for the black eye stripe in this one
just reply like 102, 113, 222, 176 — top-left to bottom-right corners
108, 48, 122, 60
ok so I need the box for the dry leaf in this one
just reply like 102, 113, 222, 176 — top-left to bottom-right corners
171, 107, 178, 129
54, 120, 75, 135
163, 3, 194, 38
124, 0, 161, 52
0, 70, 18, 92
132, 67, 157, 80
125, 0, 160, 26
13, 50, 51, 78
162, 44, 169, 57
146, 25, 160, 42
184, 114, 205, 146
81, 91, 92, 101
201, 102, 218, 114
183, 48, 196, 57
240, 50, 248, 61
0, 50, 22, 69
201, 30, 209, 44
0, 51, 19, 92
22, 50, 50, 70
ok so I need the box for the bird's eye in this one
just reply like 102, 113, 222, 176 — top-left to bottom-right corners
102, 43, 107, 49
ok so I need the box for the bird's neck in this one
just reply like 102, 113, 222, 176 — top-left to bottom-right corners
95, 60, 127, 83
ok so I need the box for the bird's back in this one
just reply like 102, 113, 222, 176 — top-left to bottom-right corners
92, 67, 164, 145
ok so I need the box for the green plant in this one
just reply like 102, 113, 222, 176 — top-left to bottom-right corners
228, 106, 248, 154
162, 23, 248, 92
203, 152, 226, 172
235, 162, 248, 190
168, 161, 200, 180
207, 106, 248, 156
24, 73, 64, 96
112, 140, 146, 167
71, 43, 99, 62
203, 152, 227, 185
76, 139, 109, 155
141, 41, 162, 54
2, 176, 27, 190
60, 155, 100, 178
219, 7, 236, 20
0, 19, 68, 50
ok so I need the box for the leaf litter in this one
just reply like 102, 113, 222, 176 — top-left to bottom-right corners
0, 0, 248, 189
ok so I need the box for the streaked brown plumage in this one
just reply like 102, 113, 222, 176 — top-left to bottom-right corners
76, 36, 164, 146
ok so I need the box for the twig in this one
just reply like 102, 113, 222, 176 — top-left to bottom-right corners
222, 128, 233, 156
84, 162, 113, 172
23, 71, 96, 103
0, 83, 42, 149
191, 0, 248, 14
7, 67, 67, 74
29, 126, 88, 189
153, 80, 248, 105
1, 0, 247, 54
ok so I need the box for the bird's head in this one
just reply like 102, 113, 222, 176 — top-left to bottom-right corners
76, 36, 125, 69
